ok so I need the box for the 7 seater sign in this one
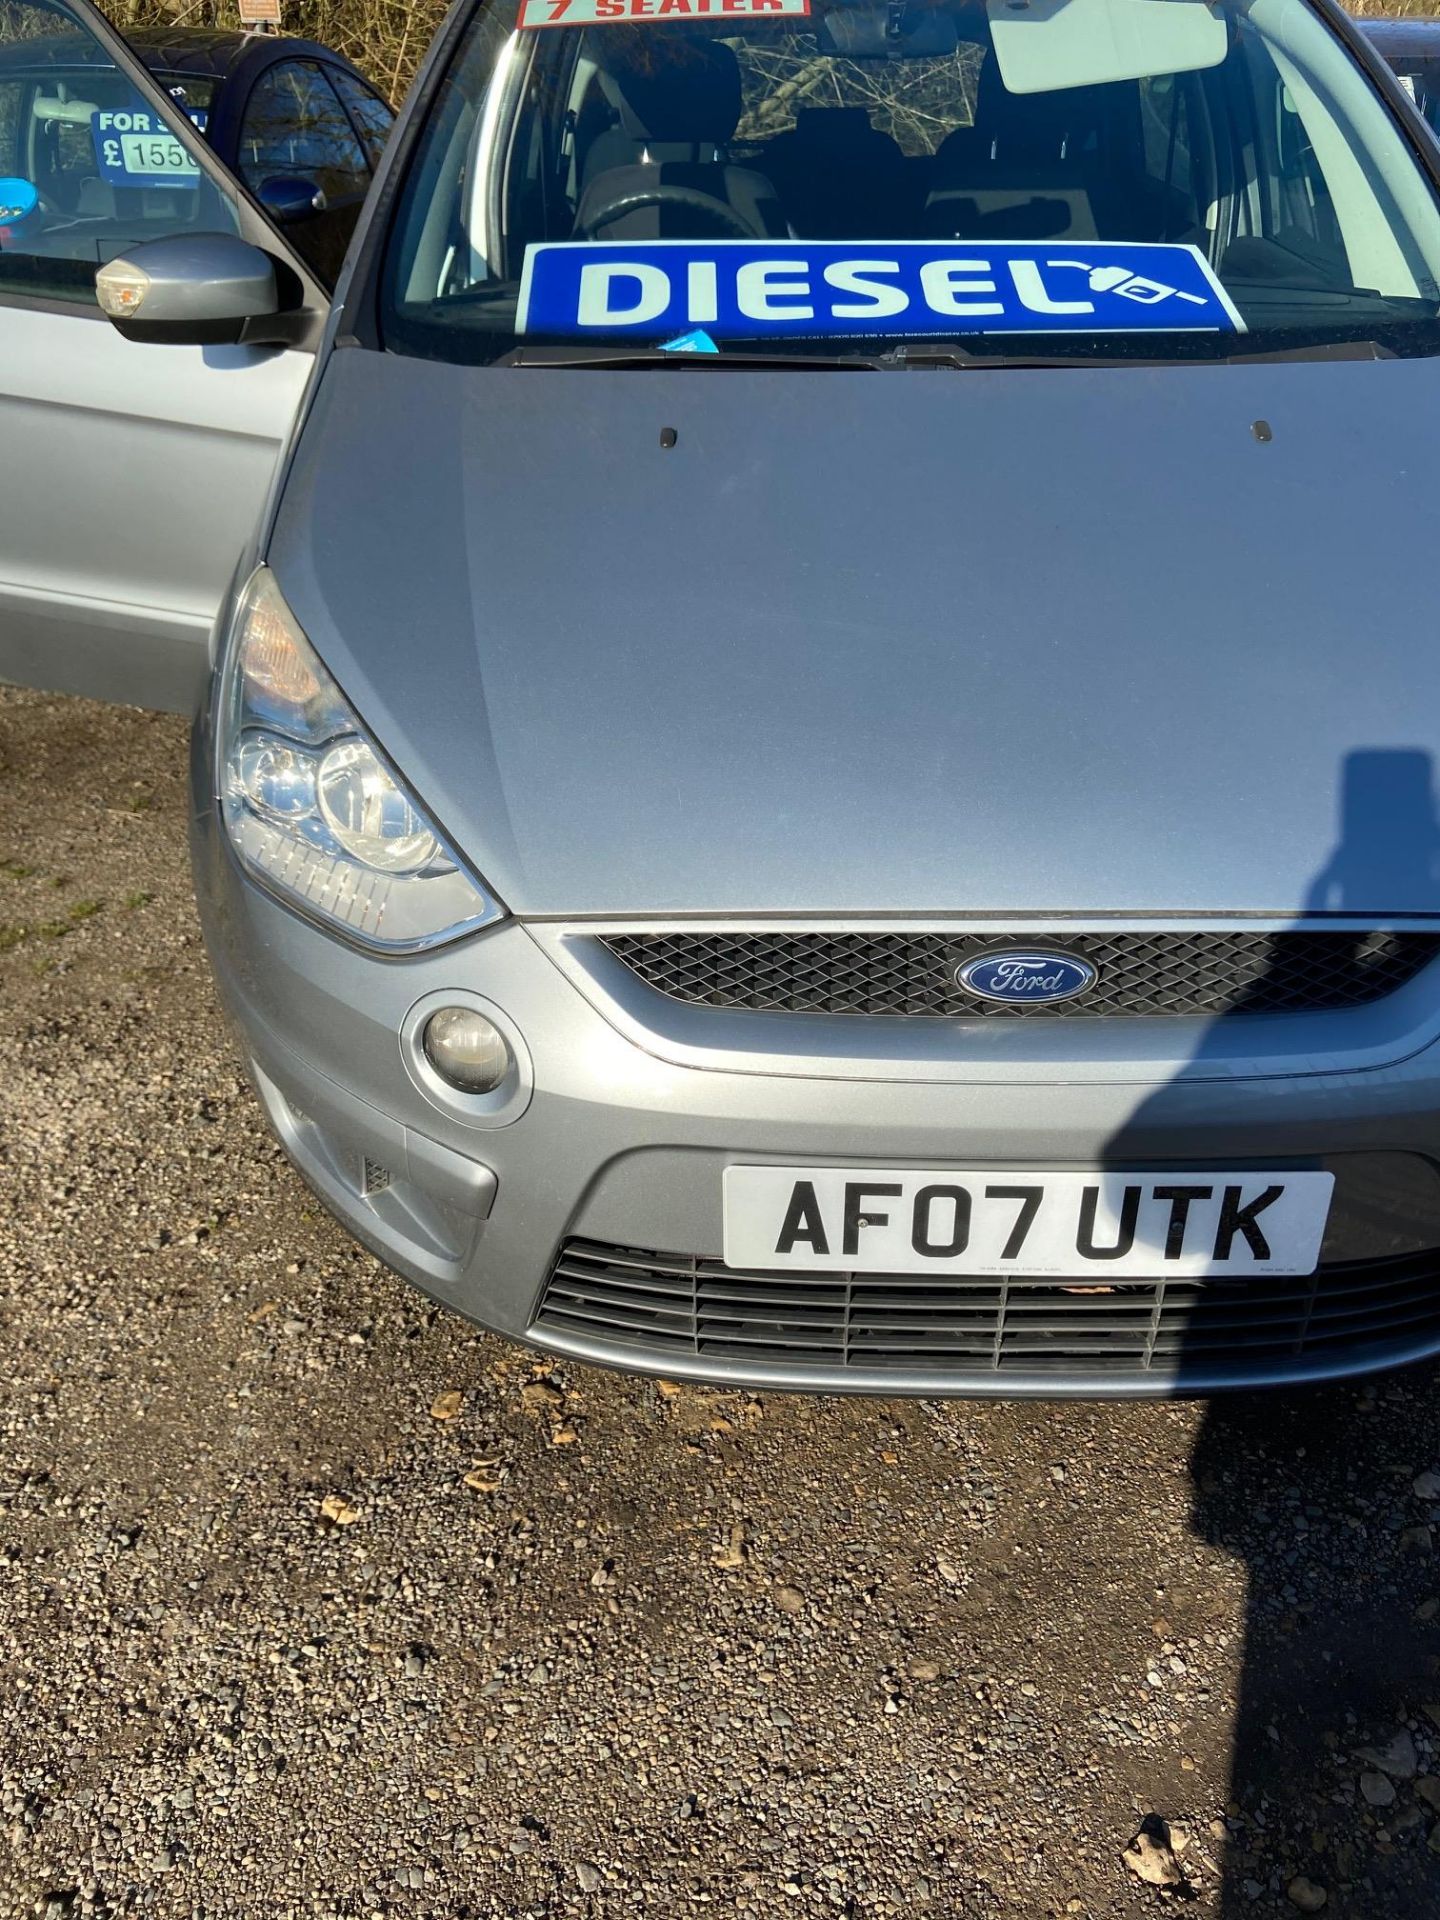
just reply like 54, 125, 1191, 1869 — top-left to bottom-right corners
516, 239, 1246, 340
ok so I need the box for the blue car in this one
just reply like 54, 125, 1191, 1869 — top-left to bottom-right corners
1362, 16, 1440, 133
2, 23, 393, 285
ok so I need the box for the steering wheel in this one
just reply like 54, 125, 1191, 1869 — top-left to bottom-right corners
578, 184, 760, 240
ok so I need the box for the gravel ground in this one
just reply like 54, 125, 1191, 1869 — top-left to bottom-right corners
4, 682, 1440, 1920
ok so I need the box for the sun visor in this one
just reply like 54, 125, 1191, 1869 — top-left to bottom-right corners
987, 0, 1229, 94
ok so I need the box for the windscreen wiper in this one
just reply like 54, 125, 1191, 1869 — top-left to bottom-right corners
1213, 337, 1396, 363
503, 336, 1397, 371
879, 336, 1399, 369
500, 344, 878, 370
504, 342, 1186, 371
878, 344, 1132, 369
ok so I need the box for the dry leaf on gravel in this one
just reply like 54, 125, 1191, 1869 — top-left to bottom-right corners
521, 1380, 565, 1412
429, 1391, 464, 1421
1122, 1819, 1184, 1889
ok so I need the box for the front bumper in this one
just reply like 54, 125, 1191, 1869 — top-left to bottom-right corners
192, 806, 1440, 1398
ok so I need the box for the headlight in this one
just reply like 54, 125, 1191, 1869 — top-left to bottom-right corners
219, 568, 504, 951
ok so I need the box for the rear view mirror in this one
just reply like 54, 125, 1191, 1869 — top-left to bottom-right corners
97, 232, 282, 345
256, 175, 326, 224
818, 5, 961, 59
987, 0, 1229, 94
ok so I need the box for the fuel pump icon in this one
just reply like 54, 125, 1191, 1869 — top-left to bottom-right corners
1071, 262, 1208, 308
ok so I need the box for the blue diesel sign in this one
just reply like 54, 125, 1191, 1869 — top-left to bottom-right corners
516, 239, 1245, 342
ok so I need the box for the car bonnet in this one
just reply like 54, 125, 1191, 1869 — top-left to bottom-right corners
267, 346, 1440, 919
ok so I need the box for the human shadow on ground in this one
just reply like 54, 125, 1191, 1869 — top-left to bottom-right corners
1113, 750, 1440, 1912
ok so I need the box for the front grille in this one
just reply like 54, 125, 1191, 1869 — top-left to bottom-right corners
601, 930, 1440, 1018
535, 1239, 1440, 1380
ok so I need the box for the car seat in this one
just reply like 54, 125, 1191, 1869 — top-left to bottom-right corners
760, 107, 912, 237
575, 35, 785, 240
925, 55, 1137, 242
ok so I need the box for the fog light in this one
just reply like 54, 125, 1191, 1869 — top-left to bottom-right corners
422, 1007, 510, 1094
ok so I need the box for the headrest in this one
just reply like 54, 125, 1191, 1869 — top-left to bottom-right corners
789, 107, 887, 148
974, 53, 1112, 164
32, 94, 100, 125
598, 34, 744, 145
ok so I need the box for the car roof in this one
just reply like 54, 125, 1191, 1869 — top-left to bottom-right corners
1360, 18, 1440, 58
124, 25, 364, 81
0, 24, 365, 81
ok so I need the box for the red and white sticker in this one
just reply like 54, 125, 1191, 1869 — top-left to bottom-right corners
518, 0, 808, 26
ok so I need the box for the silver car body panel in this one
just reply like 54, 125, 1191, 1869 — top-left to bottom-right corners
0, 0, 327, 713
271, 347, 1440, 918
0, 303, 312, 710
190, 792, 1440, 1397
220, 335, 1440, 1396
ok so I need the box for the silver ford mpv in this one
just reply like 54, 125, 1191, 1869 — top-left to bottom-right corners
8, 0, 1440, 1396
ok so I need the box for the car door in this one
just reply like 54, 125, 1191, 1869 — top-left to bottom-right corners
0, 0, 327, 713
234, 57, 371, 287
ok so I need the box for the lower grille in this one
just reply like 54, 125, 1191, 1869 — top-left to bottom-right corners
600, 930, 1440, 1018
535, 1239, 1440, 1380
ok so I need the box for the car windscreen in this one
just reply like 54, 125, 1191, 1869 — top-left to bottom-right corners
379, 0, 1440, 366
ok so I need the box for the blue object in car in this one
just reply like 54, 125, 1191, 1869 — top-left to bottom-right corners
0, 176, 39, 238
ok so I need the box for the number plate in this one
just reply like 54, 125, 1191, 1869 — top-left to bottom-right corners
722, 1168, 1335, 1279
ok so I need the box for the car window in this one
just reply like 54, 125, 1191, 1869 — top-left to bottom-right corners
151, 70, 221, 137
1138, 70, 1195, 211
1414, 63, 1440, 135
329, 65, 393, 170
381, 0, 1440, 368
0, 0, 240, 309
1367, 37, 1440, 135
238, 58, 368, 201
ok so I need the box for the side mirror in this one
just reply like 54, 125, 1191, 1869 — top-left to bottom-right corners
256, 175, 326, 224
97, 232, 282, 345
